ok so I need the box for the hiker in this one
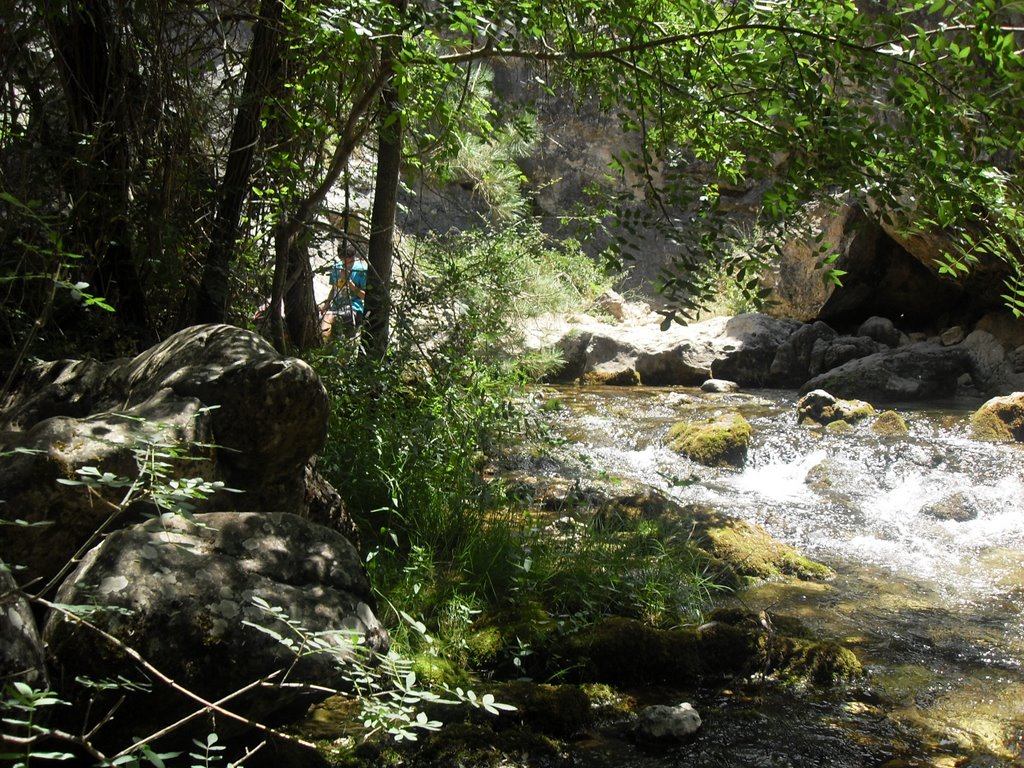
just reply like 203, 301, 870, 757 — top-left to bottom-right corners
325, 246, 368, 338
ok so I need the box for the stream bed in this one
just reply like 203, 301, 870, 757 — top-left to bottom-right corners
540, 385, 1024, 767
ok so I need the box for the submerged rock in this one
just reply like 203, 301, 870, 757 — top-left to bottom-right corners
920, 491, 980, 522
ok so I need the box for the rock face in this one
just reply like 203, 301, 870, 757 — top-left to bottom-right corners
0, 325, 337, 584
44, 512, 388, 740
971, 392, 1024, 442
769, 201, 1010, 327
634, 702, 702, 742
1, 562, 48, 690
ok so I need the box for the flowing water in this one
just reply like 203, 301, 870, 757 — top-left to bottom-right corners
541, 385, 1024, 767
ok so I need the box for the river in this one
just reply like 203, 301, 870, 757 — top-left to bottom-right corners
541, 385, 1024, 767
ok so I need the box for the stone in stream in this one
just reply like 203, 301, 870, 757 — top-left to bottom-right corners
970, 391, 1024, 442
634, 702, 702, 742
701, 378, 739, 393
797, 389, 875, 427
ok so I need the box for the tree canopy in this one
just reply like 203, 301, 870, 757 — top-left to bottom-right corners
1, 0, 1022, 368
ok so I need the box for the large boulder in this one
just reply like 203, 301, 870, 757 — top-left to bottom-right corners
769, 321, 839, 387
43, 512, 388, 742
0, 325, 335, 585
709, 313, 802, 386
799, 342, 972, 402
544, 313, 800, 387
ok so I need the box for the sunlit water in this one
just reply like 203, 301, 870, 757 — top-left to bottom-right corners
540, 385, 1024, 767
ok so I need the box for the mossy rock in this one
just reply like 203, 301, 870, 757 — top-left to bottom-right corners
490, 681, 592, 737
763, 635, 863, 686
970, 393, 1024, 442
593, 488, 688, 529
410, 653, 471, 689
555, 616, 704, 684
691, 513, 832, 585
825, 419, 854, 434
797, 389, 876, 427
554, 611, 858, 688
872, 410, 909, 437
466, 601, 556, 676
667, 412, 751, 467
581, 368, 641, 386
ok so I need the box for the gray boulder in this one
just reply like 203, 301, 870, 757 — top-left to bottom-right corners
700, 378, 739, 393
809, 335, 882, 377
710, 313, 802, 386
44, 511, 388, 740
769, 321, 838, 386
0, 325, 336, 585
634, 702, 702, 742
800, 342, 972, 402
962, 330, 1024, 394
857, 316, 902, 348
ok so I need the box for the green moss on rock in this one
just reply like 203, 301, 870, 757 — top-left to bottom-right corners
667, 412, 752, 467
581, 368, 641, 386
764, 636, 863, 686
970, 393, 1024, 442
872, 410, 909, 437
693, 514, 832, 585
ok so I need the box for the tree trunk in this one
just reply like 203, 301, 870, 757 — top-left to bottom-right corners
195, 0, 283, 324
46, 0, 151, 340
363, 3, 407, 360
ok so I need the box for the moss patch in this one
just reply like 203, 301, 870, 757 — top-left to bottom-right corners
554, 611, 859, 688
667, 412, 752, 467
581, 368, 641, 386
690, 511, 832, 586
872, 410, 909, 437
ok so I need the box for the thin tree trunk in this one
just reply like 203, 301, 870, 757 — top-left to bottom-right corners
268, 71, 385, 350
363, 4, 406, 360
195, 0, 283, 324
